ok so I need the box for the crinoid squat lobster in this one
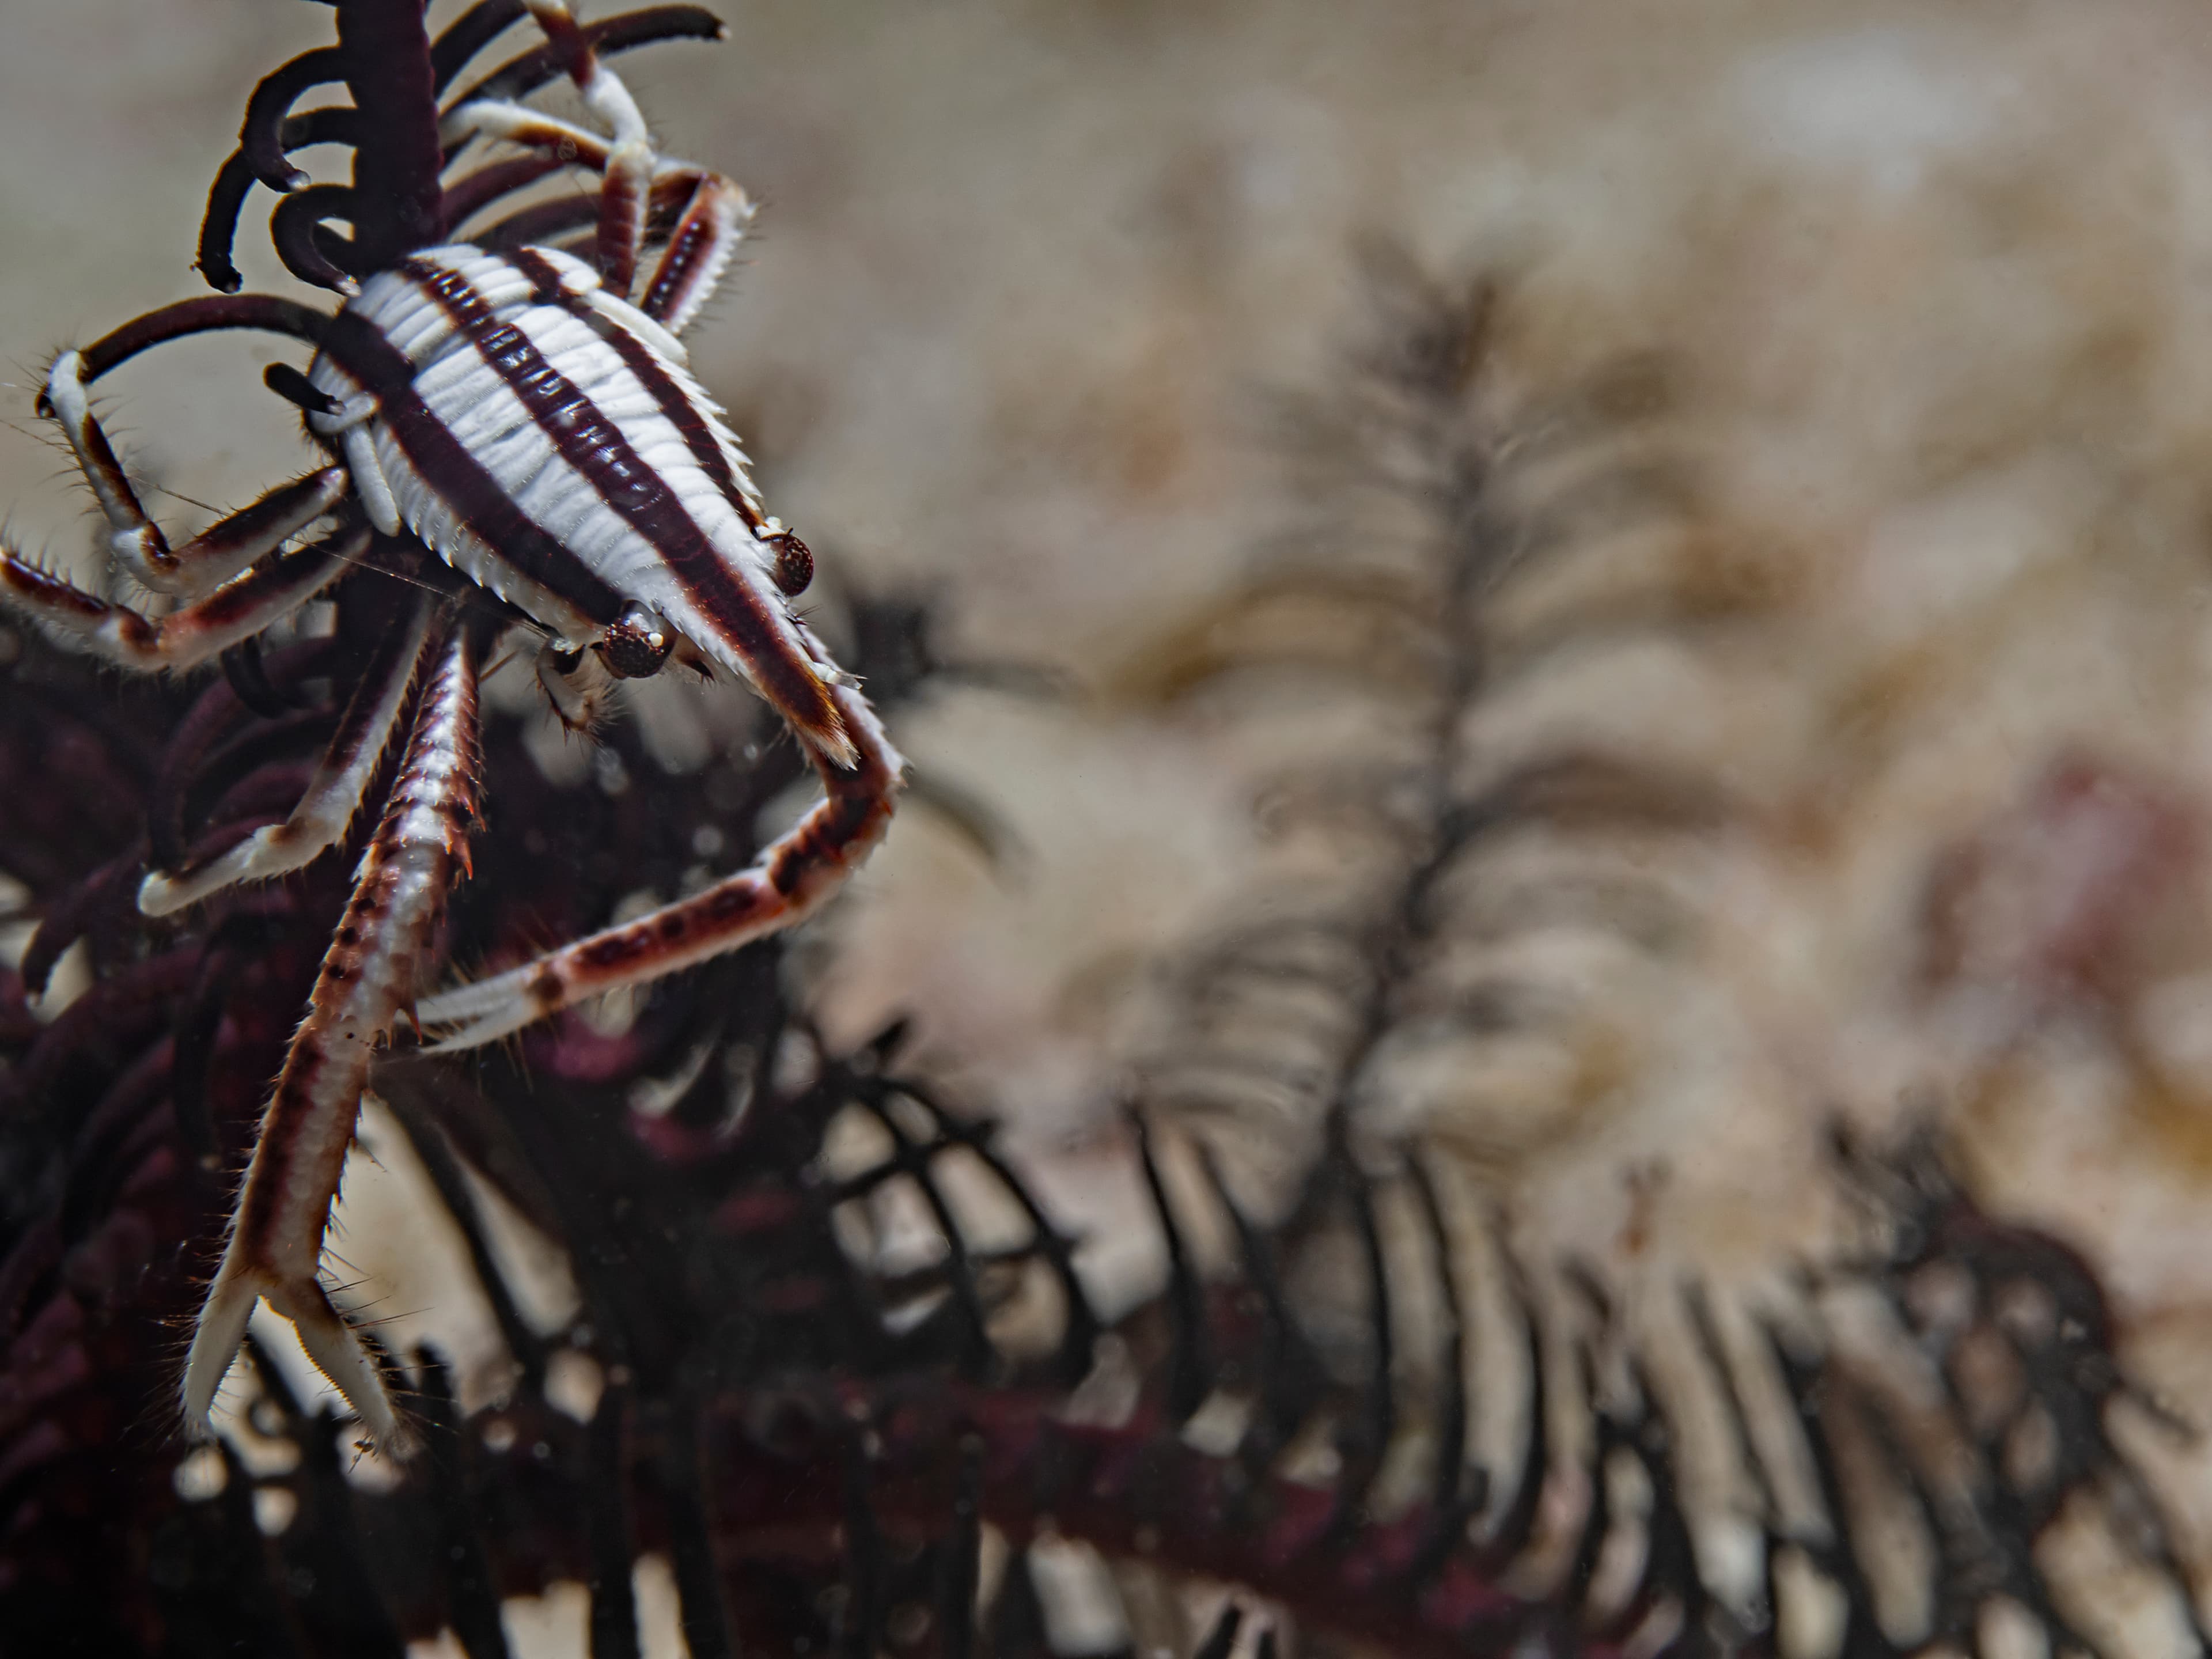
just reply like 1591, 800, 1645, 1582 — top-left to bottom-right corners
0, 0, 904, 1453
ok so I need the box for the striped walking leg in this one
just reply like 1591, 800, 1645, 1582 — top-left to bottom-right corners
418, 676, 903, 1051
434, 101, 746, 320
180, 604, 482, 1452
40, 350, 351, 598
637, 173, 753, 335
517, 0, 661, 293
0, 525, 359, 672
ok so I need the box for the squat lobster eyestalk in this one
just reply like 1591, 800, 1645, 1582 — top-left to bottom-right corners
0, 0, 904, 1452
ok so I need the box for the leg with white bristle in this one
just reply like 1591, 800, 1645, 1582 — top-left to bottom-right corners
518, 0, 662, 295
181, 605, 484, 1455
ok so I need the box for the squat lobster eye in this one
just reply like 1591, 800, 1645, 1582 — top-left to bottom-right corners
596, 600, 673, 679
766, 526, 814, 596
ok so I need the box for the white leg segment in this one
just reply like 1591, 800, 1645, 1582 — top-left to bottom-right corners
523, 0, 660, 295
440, 52, 743, 316
436, 102, 613, 171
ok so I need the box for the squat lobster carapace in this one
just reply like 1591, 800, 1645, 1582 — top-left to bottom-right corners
0, 0, 903, 1452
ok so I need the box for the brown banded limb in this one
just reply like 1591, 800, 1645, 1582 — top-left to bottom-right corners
418, 675, 904, 1051
180, 603, 482, 1450
0, 527, 359, 671
39, 351, 351, 599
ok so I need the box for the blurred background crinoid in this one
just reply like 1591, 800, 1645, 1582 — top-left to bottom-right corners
12, 2, 2212, 1657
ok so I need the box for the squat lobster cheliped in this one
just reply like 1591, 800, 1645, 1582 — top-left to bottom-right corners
0, 0, 904, 1455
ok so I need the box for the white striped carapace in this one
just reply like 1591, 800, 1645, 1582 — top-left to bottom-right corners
0, 0, 904, 1454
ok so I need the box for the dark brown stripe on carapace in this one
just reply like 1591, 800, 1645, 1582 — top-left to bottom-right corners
320, 308, 626, 624
401, 256, 836, 736
507, 249, 764, 531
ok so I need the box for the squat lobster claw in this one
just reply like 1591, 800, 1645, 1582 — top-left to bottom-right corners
0, 0, 904, 1453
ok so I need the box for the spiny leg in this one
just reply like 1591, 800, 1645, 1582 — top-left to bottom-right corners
638, 173, 753, 335
40, 349, 351, 597
141, 600, 438, 916
434, 101, 693, 251
431, 98, 752, 332
419, 676, 904, 1050
181, 605, 483, 1453
463, 150, 720, 273
0, 525, 359, 671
